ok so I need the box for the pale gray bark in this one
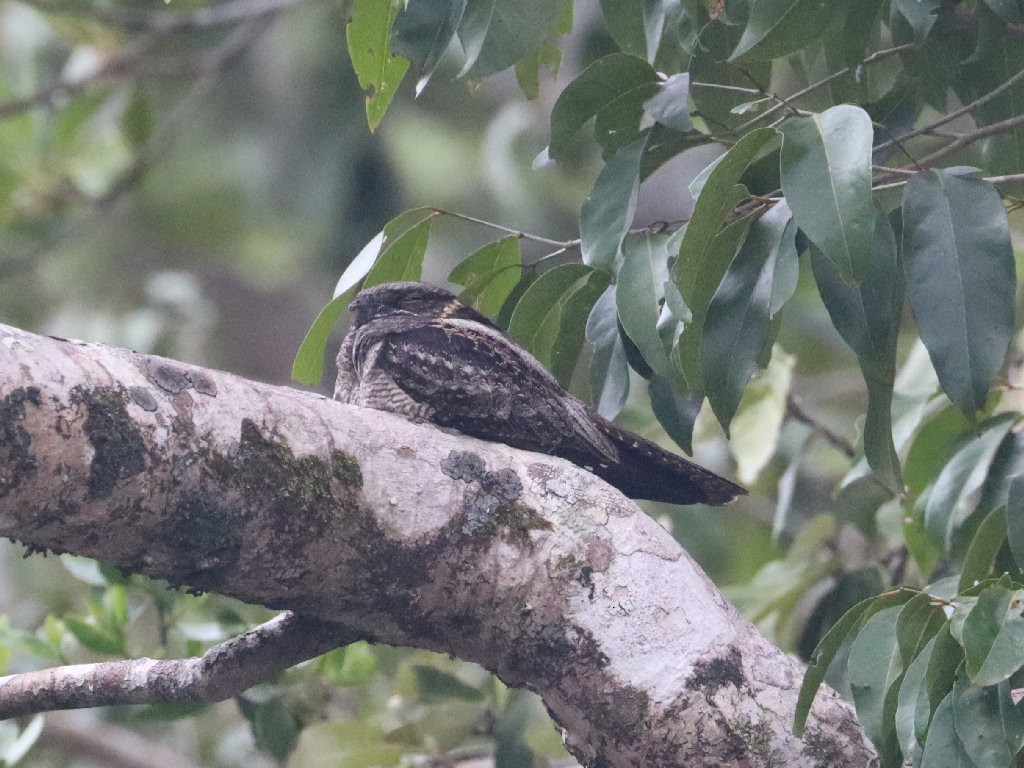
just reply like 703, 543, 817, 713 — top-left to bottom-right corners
0, 323, 875, 767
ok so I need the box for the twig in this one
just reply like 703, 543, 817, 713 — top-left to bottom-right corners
429, 208, 579, 249
0, 612, 360, 719
731, 43, 915, 134
873, 67, 1024, 155
786, 395, 856, 459
872, 171, 1024, 193
910, 112, 1024, 169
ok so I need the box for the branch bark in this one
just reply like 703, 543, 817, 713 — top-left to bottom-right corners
0, 323, 875, 767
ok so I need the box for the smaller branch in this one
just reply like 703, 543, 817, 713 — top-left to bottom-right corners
873, 67, 1024, 156
731, 43, 915, 134
429, 208, 579, 249
689, 82, 762, 95
902, 112, 1024, 171
0, 612, 361, 720
873, 171, 1024, 193
786, 395, 856, 459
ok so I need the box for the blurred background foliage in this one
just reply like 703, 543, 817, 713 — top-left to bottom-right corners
0, 0, 1023, 766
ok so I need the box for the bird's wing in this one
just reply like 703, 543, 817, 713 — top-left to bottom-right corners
374, 317, 619, 464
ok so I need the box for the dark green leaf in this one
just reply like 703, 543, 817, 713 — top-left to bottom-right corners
1006, 475, 1024, 571
508, 264, 595, 365
449, 237, 522, 317
363, 219, 431, 287
895, 634, 936, 764
701, 201, 791, 431
347, 0, 410, 131
729, 0, 835, 62
982, 0, 1023, 23
794, 589, 914, 735
580, 139, 644, 268
904, 403, 973, 496
902, 172, 1016, 416
924, 415, 1015, 549
960, 506, 1009, 592
781, 105, 874, 282
457, 0, 564, 78
809, 211, 904, 492
892, 0, 940, 43
848, 606, 906, 766
292, 293, 350, 386
548, 53, 659, 161
548, 54, 659, 160
920, 692, 976, 768
648, 375, 702, 454
392, 0, 468, 95
335, 208, 437, 297
250, 698, 299, 761
688, 21, 772, 133
925, 621, 964, 718
412, 666, 485, 701
642, 73, 692, 133
960, 579, 1024, 686
600, 0, 665, 60
587, 285, 630, 419
896, 592, 947, 666
616, 234, 673, 379
550, 270, 611, 385
952, 671, 1023, 768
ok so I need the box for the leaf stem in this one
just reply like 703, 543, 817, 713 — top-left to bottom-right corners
428, 208, 578, 249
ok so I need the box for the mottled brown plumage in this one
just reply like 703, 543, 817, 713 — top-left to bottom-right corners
335, 281, 745, 506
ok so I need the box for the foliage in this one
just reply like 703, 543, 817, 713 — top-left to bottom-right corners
3, 0, 1024, 765
313, 1, 1024, 765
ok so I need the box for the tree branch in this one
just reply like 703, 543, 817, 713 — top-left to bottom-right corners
0, 612, 356, 719
0, 323, 875, 766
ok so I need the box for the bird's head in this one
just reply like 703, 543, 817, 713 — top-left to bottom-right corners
348, 281, 492, 327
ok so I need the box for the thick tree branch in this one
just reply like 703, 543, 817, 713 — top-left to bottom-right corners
0, 323, 875, 767
0, 612, 356, 719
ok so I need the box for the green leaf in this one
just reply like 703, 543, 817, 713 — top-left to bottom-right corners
729, 345, 794, 485
794, 589, 914, 735
642, 73, 692, 133
982, 0, 1023, 23
924, 414, 1016, 549
781, 105, 874, 282
318, 641, 377, 686
413, 666, 485, 701
587, 285, 630, 419
809, 211, 904, 492
392, 0, 468, 95
902, 171, 1016, 417
346, 0, 410, 131
688, 21, 772, 133
920, 692, 976, 768
335, 208, 437, 298
952, 671, 1024, 768
508, 264, 596, 365
960, 579, 1024, 686
895, 634, 936, 764
550, 269, 611, 385
363, 218, 431, 287
250, 698, 299, 761
1006, 475, 1024, 570
600, 0, 665, 60
448, 237, 522, 317
458, 0, 565, 79
580, 139, 645, 269
849, 606, 906, 766
616, 234, 672, 379
64, 617, 123, 655
896, 592, 947, 667
892, 0, 940, 43
925, 621, 964, 718
648, 375, 702, 454
729, 0, 835, 62
702, 201, 791, 432
548, 53, 659, 161
292, 293, 350, 386
960, 506, 1009, 592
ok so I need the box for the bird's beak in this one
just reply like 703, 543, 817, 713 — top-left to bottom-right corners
347, 293, 367, 313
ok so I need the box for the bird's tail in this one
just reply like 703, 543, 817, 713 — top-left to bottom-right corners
591, 418, 746, 506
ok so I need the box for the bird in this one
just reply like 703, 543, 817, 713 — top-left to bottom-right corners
335, 281, 745, 506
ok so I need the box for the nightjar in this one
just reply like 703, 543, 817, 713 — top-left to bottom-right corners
335, 281, 745, 505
